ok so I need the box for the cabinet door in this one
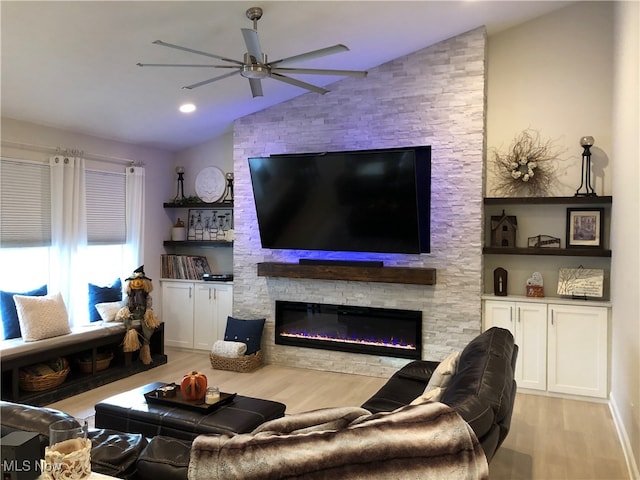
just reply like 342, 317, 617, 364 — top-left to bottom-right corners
514, 302, 547, 391
193, 285, 217, 351
548, 304, 608, 398
213, 284, 233, 342
193, 284, 233, 350
483, 300, 515, 335
162, 282, 194, 349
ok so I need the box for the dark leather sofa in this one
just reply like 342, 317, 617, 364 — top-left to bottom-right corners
0, 327, 517, 479
0, 401, 147, 479
361, 326, 518, 462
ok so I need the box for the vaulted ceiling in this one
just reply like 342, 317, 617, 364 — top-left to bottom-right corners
1, 1, 572, 151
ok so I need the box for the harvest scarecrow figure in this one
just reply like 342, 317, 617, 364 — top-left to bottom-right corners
116, 266, 160, 364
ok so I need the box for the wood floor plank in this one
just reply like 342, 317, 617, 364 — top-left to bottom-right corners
45, 348, 629, 479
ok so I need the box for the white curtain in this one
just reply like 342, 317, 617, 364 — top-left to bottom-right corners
125, 166, 145, 270
50, 155, 87, 327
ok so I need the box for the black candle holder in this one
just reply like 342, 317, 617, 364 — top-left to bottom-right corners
575, 136, 597, 197
222, 172, 234, 203
174, 166, 185, 203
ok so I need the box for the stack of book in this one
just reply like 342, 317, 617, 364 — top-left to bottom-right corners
161, 254, 212, 280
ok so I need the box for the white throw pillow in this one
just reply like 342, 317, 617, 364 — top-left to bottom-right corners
423, 350, 461, 393
14, 292, 71, 341
410, 386, 445, 405
95, 301, 123, 322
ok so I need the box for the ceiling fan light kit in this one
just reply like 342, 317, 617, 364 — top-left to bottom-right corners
137, 6, 367, 97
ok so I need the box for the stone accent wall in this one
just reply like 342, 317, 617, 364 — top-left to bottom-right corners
232, 28, 486, 378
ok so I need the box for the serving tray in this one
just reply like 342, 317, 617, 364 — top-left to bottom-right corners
144, 384, 237, 413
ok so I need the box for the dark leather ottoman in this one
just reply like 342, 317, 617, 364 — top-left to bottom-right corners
94, 382, 286, 441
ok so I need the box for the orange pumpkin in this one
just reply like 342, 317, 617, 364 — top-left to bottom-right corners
180, 371, 208, 401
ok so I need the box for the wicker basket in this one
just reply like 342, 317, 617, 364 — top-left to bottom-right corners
210, 350, 263, 373
77, 351, 114, 374
19, 358, 70, 392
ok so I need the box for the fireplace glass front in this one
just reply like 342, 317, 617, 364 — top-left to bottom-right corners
275, 300, 422, 360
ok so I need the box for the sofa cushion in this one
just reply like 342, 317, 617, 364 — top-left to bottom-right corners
89, 428, 148, 480
224, 316, 265, 355
439, 327, 516, 461
88, 279, 122, 323
136, 436, 193, 480
14, 292, 71, 341
0, 285, 48, 339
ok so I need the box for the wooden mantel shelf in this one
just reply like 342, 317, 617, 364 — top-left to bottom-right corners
257, 262, 436, 285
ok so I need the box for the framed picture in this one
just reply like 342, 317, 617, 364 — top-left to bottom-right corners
557, 267, 604, 298
186, 208, 233, 241
566, 208, 604, 248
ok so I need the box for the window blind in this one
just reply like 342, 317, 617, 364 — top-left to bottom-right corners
0, 158, 51, 247
86, 169, 126, 245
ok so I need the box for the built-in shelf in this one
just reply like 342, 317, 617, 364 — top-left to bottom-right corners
163, 240, 232, 247
482, 247, 611, 257
484, 196, 612, 205
163, 201, 233, 208
257, 262, 436, 285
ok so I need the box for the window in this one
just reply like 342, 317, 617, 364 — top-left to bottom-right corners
0, 158, 133, 338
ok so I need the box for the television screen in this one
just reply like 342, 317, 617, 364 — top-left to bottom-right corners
248, 146, 431, 254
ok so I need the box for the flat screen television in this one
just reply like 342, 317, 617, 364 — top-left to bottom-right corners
248, 146, 431, 254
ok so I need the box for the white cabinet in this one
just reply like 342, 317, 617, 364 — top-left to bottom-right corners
162, 280, 233, 351
547, 304, 608, 398
483, 297, 609, 399
194, 283, 233, 350
162, 281, 194, 349
483, 300, 547, 391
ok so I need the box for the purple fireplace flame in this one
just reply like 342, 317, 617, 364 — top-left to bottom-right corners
275, 301, 422, 360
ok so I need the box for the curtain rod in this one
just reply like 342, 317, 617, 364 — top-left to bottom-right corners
1, 140, 139, 166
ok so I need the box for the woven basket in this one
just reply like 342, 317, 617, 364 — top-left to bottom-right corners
19, 358, 70, 392
210, 350, 263, 373
77, 351, 114, 374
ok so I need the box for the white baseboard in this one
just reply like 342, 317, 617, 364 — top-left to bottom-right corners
609, 392, 640, 479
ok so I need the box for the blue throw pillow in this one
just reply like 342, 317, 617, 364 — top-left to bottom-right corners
224, 316, 265, 355
0, 285, 48, 339
88, 279, 122, 323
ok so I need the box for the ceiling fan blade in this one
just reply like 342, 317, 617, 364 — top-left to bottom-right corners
272, 67, 367, 78
152, 40, 243, 65
248, 78, 263, 98
182, 69, 241, 90
137, 63, 238, 68
241, 28, 264, 63
271, 44, 349, 67
270, 72, 329, 95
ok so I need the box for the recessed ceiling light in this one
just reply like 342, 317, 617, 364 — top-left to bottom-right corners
179, 103, 196, 113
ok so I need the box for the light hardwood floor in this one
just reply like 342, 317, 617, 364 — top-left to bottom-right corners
47, 348, 629, 480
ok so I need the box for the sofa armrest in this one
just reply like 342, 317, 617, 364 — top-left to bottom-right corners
360, 360, 439, 413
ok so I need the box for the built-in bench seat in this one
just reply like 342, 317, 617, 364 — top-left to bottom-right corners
0, 320, 133, 363
1, 321, 166, 406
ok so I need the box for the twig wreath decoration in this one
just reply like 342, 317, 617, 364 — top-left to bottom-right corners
491, 130, 561, 197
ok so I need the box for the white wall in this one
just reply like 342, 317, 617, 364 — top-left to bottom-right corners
610, 1, 640, 476
169, 131, 235, 274
0, 117, 173, 302
485, 2, 614, 297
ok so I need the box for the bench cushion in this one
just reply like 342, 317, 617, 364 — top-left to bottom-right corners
0, 321, 132, 363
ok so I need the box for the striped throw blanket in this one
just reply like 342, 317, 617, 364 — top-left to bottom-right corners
188, 402, 488, 479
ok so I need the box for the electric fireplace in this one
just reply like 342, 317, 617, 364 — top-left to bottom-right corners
275, 301, 422, 360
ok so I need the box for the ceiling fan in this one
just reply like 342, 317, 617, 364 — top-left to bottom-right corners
137, 6, 368, 97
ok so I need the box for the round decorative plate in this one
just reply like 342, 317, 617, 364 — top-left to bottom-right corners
195, 166, 226, 203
